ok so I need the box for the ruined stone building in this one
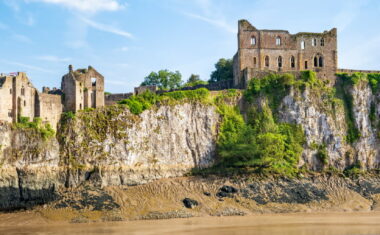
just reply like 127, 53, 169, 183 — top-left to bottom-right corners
233, 20, 338, 88
0, 65, 105, 129
61, 65, 105, 112
0, 72, 62, 128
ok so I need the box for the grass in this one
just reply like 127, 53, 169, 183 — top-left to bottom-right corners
118, 88, 210, 115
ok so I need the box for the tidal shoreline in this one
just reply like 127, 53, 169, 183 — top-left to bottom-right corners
1, 174, 380, 225
2, 212, 380, 235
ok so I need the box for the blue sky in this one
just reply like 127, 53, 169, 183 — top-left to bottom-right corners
0, 0, 379, 93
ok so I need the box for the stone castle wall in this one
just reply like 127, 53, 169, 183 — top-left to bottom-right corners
36, 93, 63, 129
0, 73, 63, 129
234, 20, 337, 88
0, 76, 14, 123
105, 93, 133, 106
337, 69, 380, 74
62, 66, 104, 112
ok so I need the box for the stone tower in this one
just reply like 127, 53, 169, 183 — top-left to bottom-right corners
61, 65, 105, 112
233, 20, 338, 88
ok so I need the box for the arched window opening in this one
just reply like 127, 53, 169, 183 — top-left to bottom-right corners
291, 56, 295, 68
276, 37, 281, 46
321, 38, 325, 46
319, 56, 324, 67
314, 57, 318, 67
80, 103, 82, 110
251, 36, 256, 46
265, 56, 270, 67
301, 41, 305, 50
91, 77, 97, 86
21, 87, 25, 96
253, 57, 257, 65
278, 56, 282, 68
312, 38, 317, 46
305, 61, 308, 69
24, 100, 26, 106
9, 88, 12, 94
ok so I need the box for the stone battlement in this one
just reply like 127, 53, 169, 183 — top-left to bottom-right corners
336, 69, 380, 74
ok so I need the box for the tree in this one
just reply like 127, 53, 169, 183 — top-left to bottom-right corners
183, 74, 208, 87
188, 74, 201, 83
141, 70, 183, 90
209, 58, 233, 83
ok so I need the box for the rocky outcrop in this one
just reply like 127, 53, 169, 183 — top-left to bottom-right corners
0, 124, 61, 210
59, 102, 220, 187
1, 80, 380, 211
0, 102, 220, 210
279, 80, 380, 171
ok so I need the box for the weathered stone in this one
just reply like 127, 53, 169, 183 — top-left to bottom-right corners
183, 198, 199, 209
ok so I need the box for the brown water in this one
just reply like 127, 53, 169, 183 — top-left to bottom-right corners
2, 212, 380, 235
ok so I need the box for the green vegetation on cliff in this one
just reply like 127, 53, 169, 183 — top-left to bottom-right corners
334, 72, 380, 143
335, 73, 362, 143
212, 73, 308, 177
335, 72, 380, 140
118, 88, 210, 115
15, 116, 55, 140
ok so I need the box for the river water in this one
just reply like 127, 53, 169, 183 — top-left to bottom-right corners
1, 212, 380, 234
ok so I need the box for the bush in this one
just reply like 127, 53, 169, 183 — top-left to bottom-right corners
15, 116, 55, 140
368, 73, 380, 92
215, 102, 305, 177
316, 144, 329, 166
244, 73, 295, 113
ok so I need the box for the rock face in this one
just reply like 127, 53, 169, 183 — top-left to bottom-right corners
0, 124, 61, 210
279, 80, 380, 170
1, 81, 380, 211
59, 103, 220, 187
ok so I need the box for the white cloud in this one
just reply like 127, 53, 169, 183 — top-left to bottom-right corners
36, 55, 71, 62
4, 0, 20, 12
80, 17, 133, 39
12, 34, 32, 43
26, 14, 36, 26
0, 22, 8, 30
115, 63, 129, 68
193, 0, 212, 14
183, 12, 235, 34
332, 1, 368, 32
27, 0, 125, 13
340, 35, 380, 69
0, 60, 53, 73
120, 46, 129, 52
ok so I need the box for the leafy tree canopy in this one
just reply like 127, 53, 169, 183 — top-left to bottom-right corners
209, 58, 233, 83
184, 74, 208, 87
141, 70, 183, 90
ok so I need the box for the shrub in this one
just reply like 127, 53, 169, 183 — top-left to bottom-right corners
316, 144, 329, 166
368, 73, 380, 92
215, 101, 305, 177
15, 116, 55, 140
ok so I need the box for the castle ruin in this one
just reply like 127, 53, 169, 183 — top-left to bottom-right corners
233, 20, 338, 88
61, 65, 105, 112
2, 19, 380, 129
0, 72, 63, 128
0, 65, 105, 129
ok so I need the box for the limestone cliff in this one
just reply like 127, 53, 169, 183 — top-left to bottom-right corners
279, 79, 380, 171
0, 102, 220, 210
1, 79, 380, 211
59, 103, 219, 187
